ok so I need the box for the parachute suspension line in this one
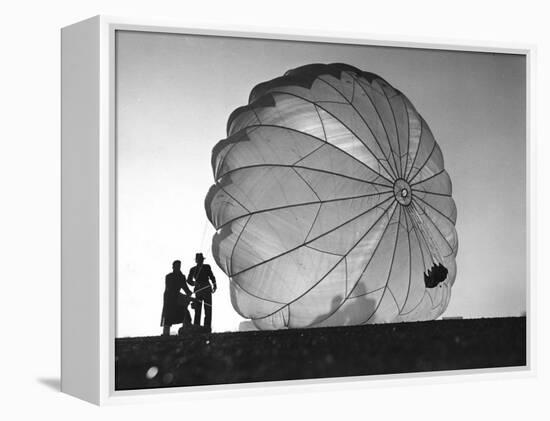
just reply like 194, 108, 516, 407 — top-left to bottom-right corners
199, 217, 232, 290
200, 218, 209, 254
406, 204, 443, 266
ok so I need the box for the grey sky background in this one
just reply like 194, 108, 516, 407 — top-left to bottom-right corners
116, 31, 526, 337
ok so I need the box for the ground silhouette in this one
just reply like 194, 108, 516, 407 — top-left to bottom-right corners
115, 316, 526, 390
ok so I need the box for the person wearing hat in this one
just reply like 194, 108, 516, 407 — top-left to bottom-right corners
187, 252, 217, 330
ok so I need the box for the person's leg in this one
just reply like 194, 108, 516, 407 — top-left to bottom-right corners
162, 325, 171, 336
204, 293, 212, 329
204, 294, 212, 328
183, 307, 191, 325
193, 299, 202, 326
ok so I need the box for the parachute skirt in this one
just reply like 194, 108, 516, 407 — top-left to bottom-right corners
205, 63, 458, 330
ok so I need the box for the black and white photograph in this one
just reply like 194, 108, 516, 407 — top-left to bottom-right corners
4, 0, 550, 418
113, 30, 527, 390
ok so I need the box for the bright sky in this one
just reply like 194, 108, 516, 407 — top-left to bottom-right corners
115, 31, 526, 337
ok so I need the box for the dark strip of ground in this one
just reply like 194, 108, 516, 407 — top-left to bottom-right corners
115, 316, 526, 390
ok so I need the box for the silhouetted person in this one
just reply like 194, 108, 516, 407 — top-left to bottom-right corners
187, 253, 217, 331
161, 260, 192, 336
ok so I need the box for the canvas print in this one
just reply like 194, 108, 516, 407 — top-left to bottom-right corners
114, 30, 527, 390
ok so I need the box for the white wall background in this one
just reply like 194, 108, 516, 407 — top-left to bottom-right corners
0, 0, 548, 419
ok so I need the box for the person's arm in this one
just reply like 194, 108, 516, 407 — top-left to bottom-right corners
187, 267, 195, 286
164, 275, 169, 292
180, 274, 192, 296
208, 266, 217, 293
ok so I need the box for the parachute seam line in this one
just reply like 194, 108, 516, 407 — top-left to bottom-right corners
251, 108, 262, 126
233, 279, 287, 305
229, 215, 251, 277
344, 257, 348, 297
431, 289, 444, 310
249, 305, 289, 322
284, 305, 290, 327
404, 209, 436, 288
434, 290, 446, 310
220, 187, 250, 213
399, 291, 428, 316
230, 194, 395, 277
310, 202, 399, 324
249, 199, 397, 322
292, 167, 321, 201
405, 210, 437, 314
403, 209, 433, 314
280, 170, 322, 291
316, 76, 399, 180
408, 141, 437, 184
315, 100, 348, 105
410, 169, 446, 187
217, 190, 393, 231
404, 119, 425, 181
406, 207, 431, 275
411, 200, 455, 255
268, 90, 396, 181
292, 144, 325, 166
412, 189, 452, 198
410, 201, 445, 261
428, 291, 437, 310
230, 226, 297, 306
403, 97, 412, 178
400, 210, 426, 315
314, 104, 328, 142
405, 206, 428, 272
398, 208, 413, 314
325, 201, 398, 312
226, 123, 394, 184
304, 203, 322, 242
361, 205, 402, 325
261, 92, 396, 182
426, 289, 436, 309
269, 172, 303, 268
217, 126, 261, 178
217, 143, 238, 179
349, 286, 385, 299
404, 118, 425, 181
343, 73, 402, 179
350, 77, 356, 103
378, 82, 404, 178
254, 200, 396, 323
273, 88, 396, 181
304, 244, 344, 257
387, 287, 400, 312
336, 74, 400, 177
431, 289, 442, 309
219, 163, 393, 189
414, 195, 456, 225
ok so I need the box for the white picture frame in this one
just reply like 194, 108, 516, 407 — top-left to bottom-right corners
61, 15, 534, 405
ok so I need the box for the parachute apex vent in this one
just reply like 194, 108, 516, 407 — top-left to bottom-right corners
393, 178, 412, 206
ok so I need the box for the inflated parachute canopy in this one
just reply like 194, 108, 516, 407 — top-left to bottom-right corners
205, 63, 458, 330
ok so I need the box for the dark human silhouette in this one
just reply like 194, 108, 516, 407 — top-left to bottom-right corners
187, 253, 217, 331
161, 260, 192, 336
